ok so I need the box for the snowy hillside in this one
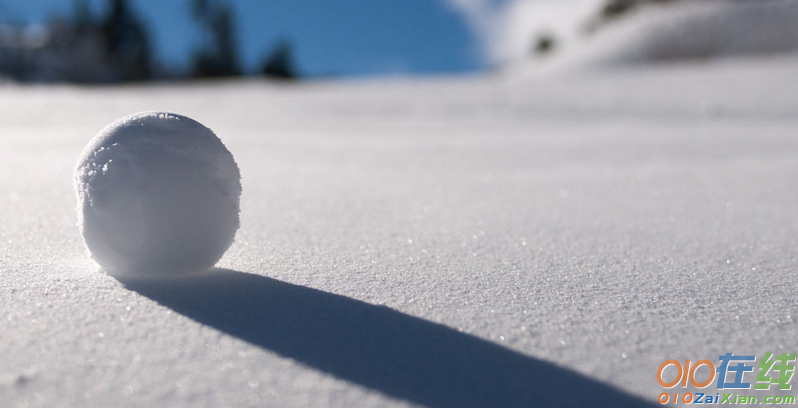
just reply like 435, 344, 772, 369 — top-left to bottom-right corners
494, 0, 798, 73
578, 0, 798, 65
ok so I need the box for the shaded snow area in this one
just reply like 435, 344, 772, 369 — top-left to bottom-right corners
2, 55, 798, 407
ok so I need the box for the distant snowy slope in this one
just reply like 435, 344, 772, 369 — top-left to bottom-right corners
446, 0, 603, 64
545, 0, 798, 70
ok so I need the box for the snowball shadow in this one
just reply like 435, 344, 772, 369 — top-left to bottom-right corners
122, 269, 655, 408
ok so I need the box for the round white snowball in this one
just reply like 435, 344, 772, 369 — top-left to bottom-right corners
74, 112, 241, 277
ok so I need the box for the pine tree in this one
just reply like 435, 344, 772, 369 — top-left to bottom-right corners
261, 40, 296, 80
191, 0, 241, 78
100, 0, 152, 81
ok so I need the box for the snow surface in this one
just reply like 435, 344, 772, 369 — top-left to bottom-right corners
74, 112, 241, 277
1, 55, 798, 407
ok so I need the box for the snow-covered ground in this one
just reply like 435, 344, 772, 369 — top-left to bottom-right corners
2, 49, 798, 407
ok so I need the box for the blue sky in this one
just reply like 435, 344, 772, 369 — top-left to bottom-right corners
0, 0, 486, 77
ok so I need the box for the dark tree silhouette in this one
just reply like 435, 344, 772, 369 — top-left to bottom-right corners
584, 0, 679, 33
73, 0, 93, 33
100, 0, 152, 81
0, 0, 156, 83
533, 33, 556, 56
191, 0, 241, 78
260, 39, 296, 80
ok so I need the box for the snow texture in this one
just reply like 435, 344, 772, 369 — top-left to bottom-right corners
74, 112, 241, 277
1, 56, 798, 407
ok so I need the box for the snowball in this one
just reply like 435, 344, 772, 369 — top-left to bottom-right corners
74, 112, 241, 278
